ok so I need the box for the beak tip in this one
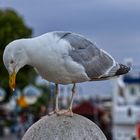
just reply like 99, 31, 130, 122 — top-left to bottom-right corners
9, 72, 16, 92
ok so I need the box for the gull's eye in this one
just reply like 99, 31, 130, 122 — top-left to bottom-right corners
10, 60, 14, 64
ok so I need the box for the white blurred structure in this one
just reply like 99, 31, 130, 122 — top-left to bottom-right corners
23, 85, 42, 105
112, 63, 140, 140
35, 76, 49, 86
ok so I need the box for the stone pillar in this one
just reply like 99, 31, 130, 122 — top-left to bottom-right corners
22, 114, 107, 140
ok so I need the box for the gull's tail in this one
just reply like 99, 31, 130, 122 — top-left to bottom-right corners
90, 64, 130, 81
115, 64, 130, 76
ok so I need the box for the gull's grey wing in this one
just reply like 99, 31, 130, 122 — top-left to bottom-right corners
55, 31, 119, 79
55, 31, 92, 49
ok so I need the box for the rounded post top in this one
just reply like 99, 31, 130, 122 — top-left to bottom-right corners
22, 114, 107, 140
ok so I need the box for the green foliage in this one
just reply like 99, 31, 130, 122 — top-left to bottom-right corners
0, 9, 32, 50
0, 9, 34, 89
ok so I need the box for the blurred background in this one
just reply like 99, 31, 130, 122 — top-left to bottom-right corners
0, 0, 140, 140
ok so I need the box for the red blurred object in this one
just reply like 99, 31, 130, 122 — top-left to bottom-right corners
136, 122, 140, 138
73, 101, 103, 116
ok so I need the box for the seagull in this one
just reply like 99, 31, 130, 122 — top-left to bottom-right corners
3, 31, 130, 116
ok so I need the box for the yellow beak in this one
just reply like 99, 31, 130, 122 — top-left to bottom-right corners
9, 71, 16, 91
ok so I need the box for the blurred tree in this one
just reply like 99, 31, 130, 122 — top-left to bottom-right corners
0, 9, 35, 100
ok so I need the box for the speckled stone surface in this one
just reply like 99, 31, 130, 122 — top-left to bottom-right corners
22, 114, 107, 140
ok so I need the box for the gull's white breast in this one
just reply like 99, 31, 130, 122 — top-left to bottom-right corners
27, 33, 89, 84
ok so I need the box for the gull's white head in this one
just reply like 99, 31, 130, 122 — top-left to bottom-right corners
3, 39, 29, 91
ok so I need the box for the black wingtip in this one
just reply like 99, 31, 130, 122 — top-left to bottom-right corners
115, 64, 130, 76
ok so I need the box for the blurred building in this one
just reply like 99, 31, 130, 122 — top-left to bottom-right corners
112, 65, 140, 140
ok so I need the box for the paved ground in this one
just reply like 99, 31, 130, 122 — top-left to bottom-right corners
0, 134, 17, 140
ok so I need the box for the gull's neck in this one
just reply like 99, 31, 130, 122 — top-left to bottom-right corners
21, 38, 42, 67
16, 39, 33, 66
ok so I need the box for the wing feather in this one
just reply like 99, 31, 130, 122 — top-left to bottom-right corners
55, 31, 118, 79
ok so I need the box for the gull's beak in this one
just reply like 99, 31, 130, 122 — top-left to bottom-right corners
9, 71, 16, 91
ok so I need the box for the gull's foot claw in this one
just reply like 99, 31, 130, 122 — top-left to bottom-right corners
48, 109, 59, 116
57, 109, 73, 117
56, 109, 67, 115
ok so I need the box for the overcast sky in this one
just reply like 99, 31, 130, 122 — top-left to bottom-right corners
0, 0, 140, 97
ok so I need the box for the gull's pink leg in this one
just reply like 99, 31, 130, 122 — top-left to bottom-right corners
49, 84, 60, 115
57, 83, 76, 117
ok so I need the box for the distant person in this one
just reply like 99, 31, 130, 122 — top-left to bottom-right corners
16, 117, 25, 140
117, 89, 126, 106
35, 105, 47, 122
